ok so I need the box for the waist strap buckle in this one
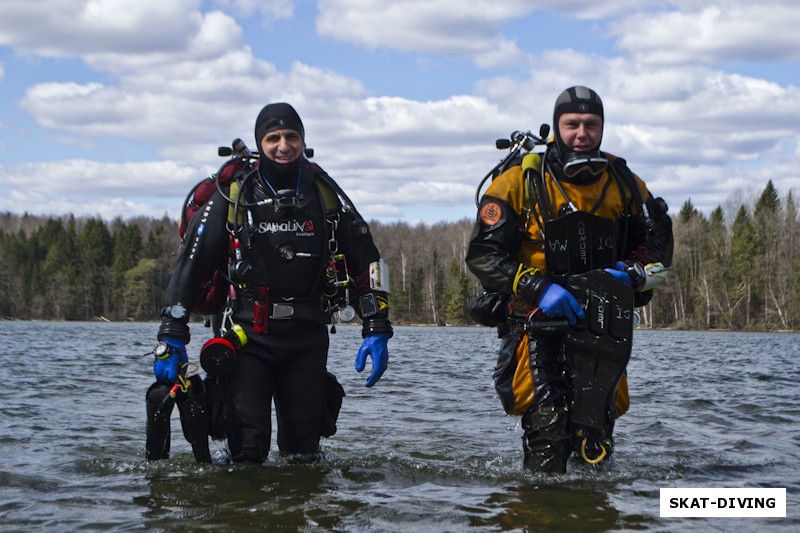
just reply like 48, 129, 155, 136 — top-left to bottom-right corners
271, 303, 295, 319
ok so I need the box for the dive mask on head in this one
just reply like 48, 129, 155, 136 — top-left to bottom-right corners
562, 151, 608, 179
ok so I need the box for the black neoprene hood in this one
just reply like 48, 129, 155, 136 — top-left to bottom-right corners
552, 86, 604, 158
254, 102, 305, 147
553, 86, 604, 122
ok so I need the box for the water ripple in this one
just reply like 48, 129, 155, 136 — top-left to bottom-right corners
0, 323, 798, 531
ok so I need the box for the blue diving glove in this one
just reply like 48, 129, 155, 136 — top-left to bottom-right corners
355, 334, 389, 388
604, 261, 634, 286
537, 283, 584, 326
153, 338, 188, 384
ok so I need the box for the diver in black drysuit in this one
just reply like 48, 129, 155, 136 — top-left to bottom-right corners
146, 103, 392, 463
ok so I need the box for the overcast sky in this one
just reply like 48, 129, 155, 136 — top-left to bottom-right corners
1, 0, 799, 225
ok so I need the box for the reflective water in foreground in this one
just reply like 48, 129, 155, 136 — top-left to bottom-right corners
0, 322, 798, 531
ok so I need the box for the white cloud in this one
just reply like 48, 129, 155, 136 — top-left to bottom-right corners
466, 48, 800, 217
616, 3, 800, 65
20, 58, 369, 162
476, 50, 800, 163
2, 0, 800, 223
316, 0, 537, 68
13, 38, 800, 221
75, 10, 245, 74
0, 0, 206, 57
0, 159, 207, 220
212, 0, 294, 22
509, 0, 661, 20
1, 159, 203, 194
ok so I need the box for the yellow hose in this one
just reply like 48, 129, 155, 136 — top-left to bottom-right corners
512, 264, 539, 295
580, 437, 608, 464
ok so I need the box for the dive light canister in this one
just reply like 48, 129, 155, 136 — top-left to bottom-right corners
200, 324, 247, 377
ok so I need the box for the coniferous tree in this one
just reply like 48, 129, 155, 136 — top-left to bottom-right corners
143, 222, 179, 309
34, 217, 80, 319
79, 218, 114, 319
111, 221, 143, 319
124, 258, 160, 320
0, 230, 20, 317
3, 182, 800, 330
12, 228, 39, 318
727, 205, 758, 328
443, 257, 471, 324
753, 181, 784, 328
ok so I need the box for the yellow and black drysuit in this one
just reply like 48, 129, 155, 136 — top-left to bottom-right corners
466, 150, 672, 472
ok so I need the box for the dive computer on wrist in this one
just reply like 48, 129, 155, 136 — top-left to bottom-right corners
161, 304, 188, 320
153, 341, 173, 360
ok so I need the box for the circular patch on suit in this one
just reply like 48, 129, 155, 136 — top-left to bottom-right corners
479, 201, 503, 226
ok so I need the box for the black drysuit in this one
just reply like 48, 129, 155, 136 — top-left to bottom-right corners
151, 158, 391, 463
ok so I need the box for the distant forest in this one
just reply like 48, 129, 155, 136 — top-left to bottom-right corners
1, 179, 798, 331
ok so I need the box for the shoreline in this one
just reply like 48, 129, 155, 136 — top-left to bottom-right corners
2, 317, 797, 334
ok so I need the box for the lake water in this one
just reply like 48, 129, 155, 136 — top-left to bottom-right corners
0, 321, 797, 531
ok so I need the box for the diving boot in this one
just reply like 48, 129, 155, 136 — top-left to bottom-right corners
521, 333, 572, 473
521, 403, 572, 473
177, 375, 212, 463
145, 382, 174, 460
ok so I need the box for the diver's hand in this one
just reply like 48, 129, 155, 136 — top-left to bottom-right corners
355, 334, 389, 388
604, 261, 634, 286
536, 283, 584, 326
153, 338, 188, 384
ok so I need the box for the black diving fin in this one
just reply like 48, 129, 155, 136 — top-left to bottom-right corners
563, 269, 634, 435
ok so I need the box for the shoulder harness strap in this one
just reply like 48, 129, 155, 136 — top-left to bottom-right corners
314, 174, 340, 214
311, 163, 368, 224
607, 155, 655, 238
607, 156, 651, 221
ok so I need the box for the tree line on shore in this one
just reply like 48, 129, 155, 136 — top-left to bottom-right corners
1, 179, 797, 331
